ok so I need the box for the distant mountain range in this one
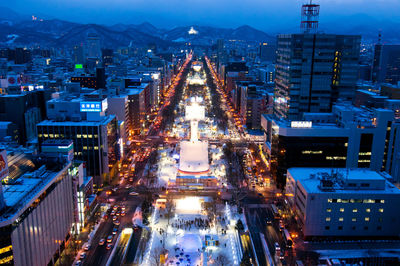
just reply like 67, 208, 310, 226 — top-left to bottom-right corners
0, 7, 399, 48
0, 7, 275, 48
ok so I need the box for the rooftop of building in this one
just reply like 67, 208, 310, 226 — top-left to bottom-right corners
288, 168, 400, 195
0, 158, 71, 226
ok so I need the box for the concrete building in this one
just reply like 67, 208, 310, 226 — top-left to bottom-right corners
261, 103, 395, 187
274, 34, 361, 120
285, 168, 400, 240
37, 113, 119, 186
372, 45, 400, 85
0, 148, 79, 265
0, 90, 48, 145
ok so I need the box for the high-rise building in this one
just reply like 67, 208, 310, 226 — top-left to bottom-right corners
274, 34, 361, 120
262, 103, 395, 187
0, 90, 48, 145
372, 45, 400, 85
259, 43, 276, 62
37, 101, 120, 186
86, 33, 101, 62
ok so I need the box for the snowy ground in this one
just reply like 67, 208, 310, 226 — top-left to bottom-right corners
141, 198, 240, 266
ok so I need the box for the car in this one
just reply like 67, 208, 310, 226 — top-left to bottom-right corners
129, 191, 139, 196
112, 216, 117, 221
110, 210, 115, 216
75, 260, 82, 266
279, 251, 285, 260
275, 242, 280, 251
80, 252, 86, 259
83, 243, 91, 251
116, 211, 120, 216
279, 221, 284, 231
258, 193, 263, 197
129, 178, 134, 182
106, 243, 113, 250
107, 235, 113, 243
266, 218, 272, 225
121, 205, 126, 211
99, 239, 105, 245
125, 185, 131, 189
113, 205, 118, 211
114, 220, 120, 226
121, 211, 126, 216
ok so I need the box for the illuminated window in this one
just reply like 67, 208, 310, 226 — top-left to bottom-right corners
352, 218, 357, 222
365, 217, 370, 222
352, 209, 358, 213
379, 208, 384, 213
77, 134, 81, 138
339, 217, 344, 222
366, 208, 371, 212
94, 146, 99, 150
326, 208, 332, 212
83, 146, 87, 150
326, 217, 331, 222
327, 199, 333, 203
340, 208, 344, 212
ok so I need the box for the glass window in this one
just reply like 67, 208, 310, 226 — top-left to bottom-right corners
352, 209, 357, 213
365, 217, 370, 222
352, 218, 357, 222
340, 208, 344, 212
326, 217, 331, 222
366, 208, 371, 213
379, 208, 384, 213
325, 226, 330, 230
326, 208, 332, 212
339, 217, 344, 222
338, 226, 343, 230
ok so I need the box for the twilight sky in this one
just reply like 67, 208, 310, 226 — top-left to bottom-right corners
8, 0, 400, 31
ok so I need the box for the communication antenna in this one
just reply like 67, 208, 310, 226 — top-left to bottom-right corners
300, 0, 320, 33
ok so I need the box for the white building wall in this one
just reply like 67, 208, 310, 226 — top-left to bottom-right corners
11, 170, 74, 266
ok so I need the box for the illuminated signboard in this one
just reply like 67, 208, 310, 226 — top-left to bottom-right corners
80, 102, 102, 112
75, 64, 83, 69
291, 121, 312, 128
0, 150, 9, 181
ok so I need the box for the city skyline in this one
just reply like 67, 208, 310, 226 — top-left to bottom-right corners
6, 0, 400, 32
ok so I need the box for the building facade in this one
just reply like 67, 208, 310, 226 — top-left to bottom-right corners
274, 34, 361, 120
286, 168, 400, 240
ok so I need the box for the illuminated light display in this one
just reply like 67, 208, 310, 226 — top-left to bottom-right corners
290, 121, 312, 128
75, 64, 83, 69
80, 102, 102, 112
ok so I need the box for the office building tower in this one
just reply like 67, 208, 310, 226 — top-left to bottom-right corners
259, 43, 276, 62
86, 33, 101, 61
262, 103, 395, 187
372, 45, 400, 85
0, 90, 48, 145
274, 34, 361, 120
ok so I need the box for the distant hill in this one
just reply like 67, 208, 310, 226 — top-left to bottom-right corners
1, 7, 399, 47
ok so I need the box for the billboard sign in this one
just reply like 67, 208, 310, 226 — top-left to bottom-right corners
80, 102, 102, 112
0, 150, 9, 181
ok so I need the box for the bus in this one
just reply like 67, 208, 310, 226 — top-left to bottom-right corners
271, 204, 280, 219
283, 229, 293, 249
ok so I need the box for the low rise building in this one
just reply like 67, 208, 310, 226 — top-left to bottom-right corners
286, 168, 400, 240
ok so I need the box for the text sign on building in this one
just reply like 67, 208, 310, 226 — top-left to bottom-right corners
291, 121, 312, 128
80, 102, 102, 112
0, 150, 9, 181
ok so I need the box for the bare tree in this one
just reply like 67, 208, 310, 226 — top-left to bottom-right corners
149, 247, 165, 266
165, 194, 175, 225
213, 254, 230, 266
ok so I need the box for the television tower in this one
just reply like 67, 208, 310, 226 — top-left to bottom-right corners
300, 0, 320, 33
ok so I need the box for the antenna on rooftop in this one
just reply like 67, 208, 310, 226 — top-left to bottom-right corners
300, 0, 320, 33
